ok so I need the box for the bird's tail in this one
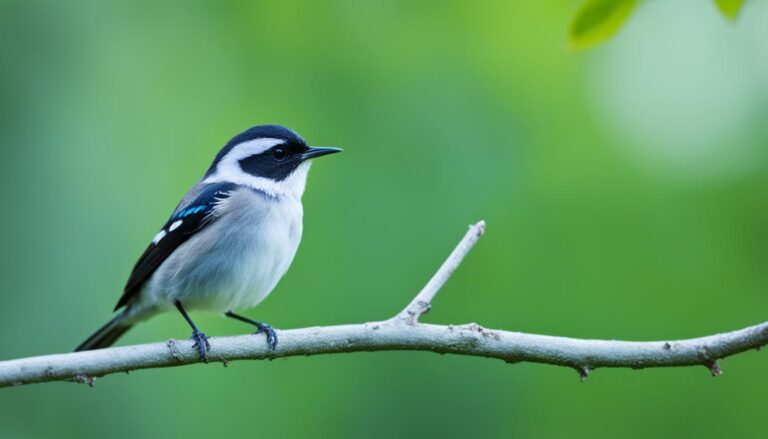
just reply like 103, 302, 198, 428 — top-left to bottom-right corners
74, 310, 134, 352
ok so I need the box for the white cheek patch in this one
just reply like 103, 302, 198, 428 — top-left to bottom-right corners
203, 138, 311, 199
152, 230, 167, 245
212, 138, 284, 183
169, 220, 183, 232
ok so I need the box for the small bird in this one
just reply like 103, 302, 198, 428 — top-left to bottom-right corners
75, 125, 341, 360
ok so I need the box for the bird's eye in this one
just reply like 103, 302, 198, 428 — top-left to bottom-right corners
271, 147, 287, 161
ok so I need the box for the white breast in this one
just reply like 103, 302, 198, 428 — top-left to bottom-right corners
137, 188, 304, 316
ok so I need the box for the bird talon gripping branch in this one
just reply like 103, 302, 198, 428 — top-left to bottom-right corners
191, 330, 210, 363
254, 324, 278, 351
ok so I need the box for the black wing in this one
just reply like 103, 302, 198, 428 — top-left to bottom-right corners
114, 183, 237, 310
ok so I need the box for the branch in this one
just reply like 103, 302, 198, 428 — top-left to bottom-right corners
395, 220, 485, 324
1, 221, 766, 388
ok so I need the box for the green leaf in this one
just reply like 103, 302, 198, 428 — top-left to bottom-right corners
569, 0, 638, 50
714, 0, 746, 21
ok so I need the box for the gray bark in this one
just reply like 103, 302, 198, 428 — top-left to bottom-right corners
1, 221, 765, 388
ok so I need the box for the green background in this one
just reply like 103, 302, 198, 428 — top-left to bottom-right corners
1, 0, 767, 437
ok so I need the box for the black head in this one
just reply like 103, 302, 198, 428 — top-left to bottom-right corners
206, 125, 341, 182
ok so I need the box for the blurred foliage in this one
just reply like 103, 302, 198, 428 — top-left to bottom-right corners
715, 0, 747, 20
569, 0, 638, 50
0, 0, 767, 438
571, 0, 749, 49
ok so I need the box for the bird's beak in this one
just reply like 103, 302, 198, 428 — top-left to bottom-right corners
302, 146, 343, 161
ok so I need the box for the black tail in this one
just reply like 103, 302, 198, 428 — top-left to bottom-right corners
74, 311, 134, 352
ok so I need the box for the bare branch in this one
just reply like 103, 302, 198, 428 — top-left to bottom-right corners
1, 220, 766, 388
395, 220, 486, 324
2, 320, 767, 388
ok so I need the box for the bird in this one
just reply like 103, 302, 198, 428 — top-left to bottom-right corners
75, 125, 341, 361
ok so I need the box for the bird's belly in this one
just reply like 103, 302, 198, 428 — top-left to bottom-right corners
142, 195, 303, 314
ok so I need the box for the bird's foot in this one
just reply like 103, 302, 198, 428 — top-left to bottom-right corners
191, 329, 211, 362
253, 322, 277, 350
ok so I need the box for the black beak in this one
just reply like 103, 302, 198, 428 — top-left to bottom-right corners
302, 146, 343, 161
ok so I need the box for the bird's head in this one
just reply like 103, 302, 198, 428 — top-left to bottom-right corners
203, 125, 341, 198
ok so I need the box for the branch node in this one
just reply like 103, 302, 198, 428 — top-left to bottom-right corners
707, 361, 723, 377
578, 366, 590, 382
464, 323, 500, 340
166, 339, 184, 363
416, 300, 432, 316
70, 374, 96, 387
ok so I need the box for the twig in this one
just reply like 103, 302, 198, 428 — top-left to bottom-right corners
1, 221, 766, 388
395, 221, 485, 325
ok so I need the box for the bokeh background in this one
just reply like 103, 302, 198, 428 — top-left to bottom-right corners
1, 0, 767, 437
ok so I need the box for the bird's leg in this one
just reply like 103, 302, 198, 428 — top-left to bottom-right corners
225, 311, 278, 350
175, 300, 211, 362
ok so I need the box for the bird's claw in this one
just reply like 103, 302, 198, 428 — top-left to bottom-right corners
191, 329, 210, 362
253, 323, 278, 350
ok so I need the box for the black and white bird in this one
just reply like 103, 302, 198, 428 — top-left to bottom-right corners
75, 125, 341, 360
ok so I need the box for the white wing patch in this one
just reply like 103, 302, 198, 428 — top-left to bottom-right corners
152, 220, 183, 245
152, 230, 167, 245
169, 220, 183, 232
